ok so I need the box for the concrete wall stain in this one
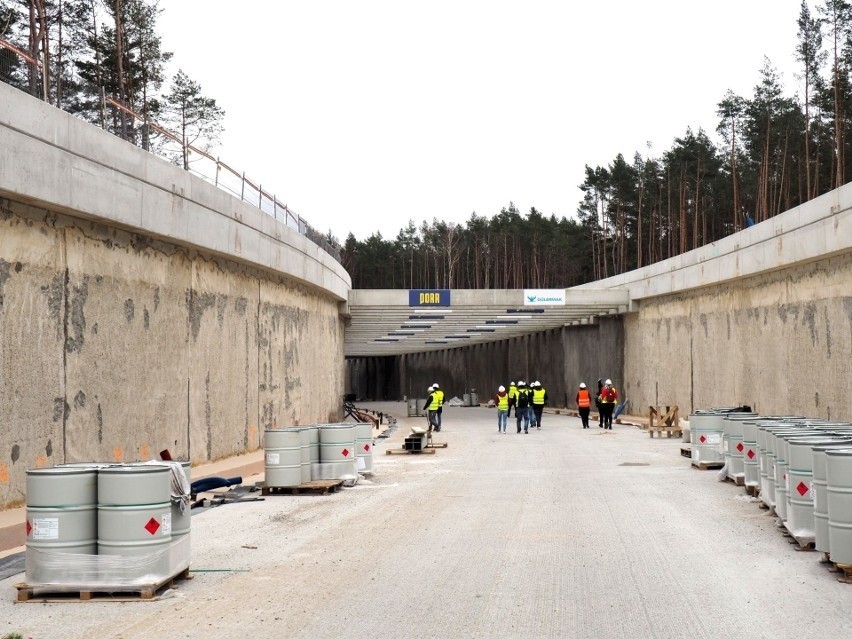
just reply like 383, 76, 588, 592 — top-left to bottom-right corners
74, 391, 86, 409
824, 307, 832, 358
154, 287, 160, 311
45, 439, 52, 458
52, 398, 64, 422
11, 445, 19, 464
186, 290, 217, 341
66, 276, 89, 353
124, 298, 135, 323
803, 302, 818, 345
143, 307, 150, 330
0, 259, 10, 310
96, 403, 103, 443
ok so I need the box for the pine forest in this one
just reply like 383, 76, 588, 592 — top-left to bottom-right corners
2, 2, 851, 290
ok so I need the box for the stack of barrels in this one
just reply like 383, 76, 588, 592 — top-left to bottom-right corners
264, 422, 375, 488
24, 461, 191, 585
691, 408, 852, 569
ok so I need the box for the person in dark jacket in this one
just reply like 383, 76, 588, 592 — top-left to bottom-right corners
515, 381, 531, 433
598, 378, 619, 430
531, 381, 547, 429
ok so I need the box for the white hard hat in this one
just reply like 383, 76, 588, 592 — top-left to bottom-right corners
498, 385, 505, 392
433, 383, 439, 388
534, 380, 540, 386
427, 385, 434, 391
579, 382, 586, 389
518, 380, 525, 386
605, 379, 612, 385
510, 381, 515, 385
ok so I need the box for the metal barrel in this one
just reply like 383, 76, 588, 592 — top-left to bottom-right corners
299, 427, 312, 484
723, 414, 757, 480
813, 445, 852, 553
318, 424, 358, 479
689, 412, 725, 464
770, 426, 809, 519
171, 461, 192, 542
96, 465, 173, 575
25, 467, 98, 583
784, 436, 851, 540
741, 420, 762, 488
264, 428, 303, 487
826, 449, 852, 564
355, 422, 375, 475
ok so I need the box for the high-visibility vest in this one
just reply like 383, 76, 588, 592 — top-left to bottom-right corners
426, 393, 440, 411
600, 387, 618, 404
577, 389, 591, 408
434, 389, 444, 407
532, 388, 546, 405
508, 385, 518, 401
496, 393, 509, 410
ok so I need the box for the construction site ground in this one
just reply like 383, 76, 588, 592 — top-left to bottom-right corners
1, 402, 850, 638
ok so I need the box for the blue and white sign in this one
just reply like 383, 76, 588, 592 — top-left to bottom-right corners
523, 289, 565, 306
409, 289, 451, 306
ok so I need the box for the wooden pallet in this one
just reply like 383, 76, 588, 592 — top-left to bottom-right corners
386, 448, 436, 455
426, 442, 448, 449
14, 567, 192, 602
649, 427, 682, 438
781, 528, 815, 551
680, 447, 692, 458
691, 460, 724, 470
261, 479, 344, 496
829, 561, 852, 583
724, 474, 746, 487
745, 484, 761, 497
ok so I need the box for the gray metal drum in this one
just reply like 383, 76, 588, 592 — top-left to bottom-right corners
355, 422, 375, 475
26, 467, 98, 583
265, 428, 303, 487
813, 445, 852, 553
689, 412, 725, 464
171, 461, 192, 542
826, 449, 852, 564
97, 465, 172, 574
319, 424, 357, 478
299, 428, 311, 484
772, 428, 809, 520
307, 426, 320, 479
723, 415, 756, 480
741, 421, 761, 488
762, 427, 803, 509
785, 437, 849, 540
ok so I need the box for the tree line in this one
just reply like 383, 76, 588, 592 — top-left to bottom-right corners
342, 1, 852, 288
4, 3, 851, 288
0, 0, 223, 168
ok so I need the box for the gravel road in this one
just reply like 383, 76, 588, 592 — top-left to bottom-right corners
2, 403, 850, 639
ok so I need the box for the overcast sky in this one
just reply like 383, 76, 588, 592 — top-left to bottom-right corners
157, 1, 805, 242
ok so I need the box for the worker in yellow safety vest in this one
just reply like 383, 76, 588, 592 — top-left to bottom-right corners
531, 381, 547, 429
495, 385, 509, 433
507, 381, 518, 418
432, 383, 444, 431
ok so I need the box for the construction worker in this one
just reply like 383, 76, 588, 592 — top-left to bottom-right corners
423, 385, 440, 432
432, 382, 444, 431
507, 381, 518, 418
515, 381, 531, 433
576, 382, 592, 428
531, 381, 547, 429
598, 378, 619, 430
495, 385, 509, 433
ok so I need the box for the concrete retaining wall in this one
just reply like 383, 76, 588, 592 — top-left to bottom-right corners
0, 85, 348, 509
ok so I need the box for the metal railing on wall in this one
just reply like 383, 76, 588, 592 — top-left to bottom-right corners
0, 38, 341, 263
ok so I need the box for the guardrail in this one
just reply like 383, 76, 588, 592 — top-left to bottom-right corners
0, 38, 340, 262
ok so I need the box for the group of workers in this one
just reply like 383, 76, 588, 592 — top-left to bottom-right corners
494, 378, 619, 432
494, 381, 548, 433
